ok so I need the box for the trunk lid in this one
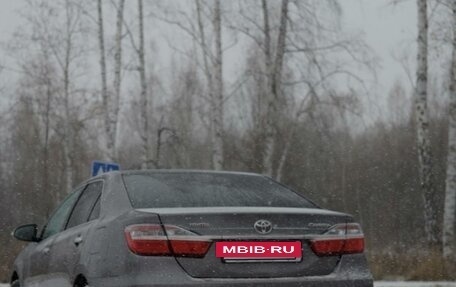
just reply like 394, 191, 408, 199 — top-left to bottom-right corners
138, 206, 352, 278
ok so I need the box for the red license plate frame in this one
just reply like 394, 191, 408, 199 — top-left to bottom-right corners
215, 241, 302, 260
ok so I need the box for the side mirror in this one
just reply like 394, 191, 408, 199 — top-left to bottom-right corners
13, 224, 39, 242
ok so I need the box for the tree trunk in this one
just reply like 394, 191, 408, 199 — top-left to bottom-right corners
138, 0, 150, 170
97, 0, 111, 161
195, 0, 213, 96
63, 0, 73, 195
276, 130, 292, 182
212, 0, 224, 170
111, 0, 126, 161
262, 0, 289, 178
443, 0, 456, 260
261, 0, 274, 176
43, 67, 52, 213
415, 0, 438, 245
195, 0, 224, 170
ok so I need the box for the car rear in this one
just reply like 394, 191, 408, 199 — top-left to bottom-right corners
89, 171, 373, 286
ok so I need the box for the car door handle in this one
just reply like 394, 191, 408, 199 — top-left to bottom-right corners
74, 236, 83, 246
43, 247, 50, 254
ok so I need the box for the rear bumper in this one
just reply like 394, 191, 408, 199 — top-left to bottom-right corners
88, 254, 373, 287
91, 277, 373, 286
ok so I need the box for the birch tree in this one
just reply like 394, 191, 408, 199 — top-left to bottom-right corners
262, 0, 289, 177
99, 0, 125, 161
127, 0, 153, 169
233, 0, 370, 178
97, 0, 111, 161
212, 0, 224, 170
152, 0, 226, 170
62, 0, 75, 194
41, 58, 53, 210
22, 0, 84, 195
7, 0, 96, 201
59, 0, 93, 193
443, 0, 456, 260
194, 0, 224, 170
111, 0, 125, 161
137, 0, 150, 169
415, 0, 438, 245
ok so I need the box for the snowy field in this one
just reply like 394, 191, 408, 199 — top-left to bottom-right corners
1, 282, 454, 287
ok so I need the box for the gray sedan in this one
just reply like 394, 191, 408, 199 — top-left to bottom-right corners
11, 170, 373, 286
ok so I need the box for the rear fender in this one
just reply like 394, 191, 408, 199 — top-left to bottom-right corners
336, 253, 373, 280
83, 210, 164, 280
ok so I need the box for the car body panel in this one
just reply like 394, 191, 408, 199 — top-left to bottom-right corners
47, 221, 93, 286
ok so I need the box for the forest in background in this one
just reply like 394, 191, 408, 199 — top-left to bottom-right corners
0, 0, 455, 281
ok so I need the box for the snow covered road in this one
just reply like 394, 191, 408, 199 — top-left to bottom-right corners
375, 283, 456, 287
0, 282, 455, 287
0, 283, 447, 287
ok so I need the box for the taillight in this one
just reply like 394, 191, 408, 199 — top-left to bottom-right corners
310, 223, 364, 256
124, 224, 211, 258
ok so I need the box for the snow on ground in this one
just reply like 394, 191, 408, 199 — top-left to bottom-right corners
0, 282, 455, 287
375, 283, 456, 287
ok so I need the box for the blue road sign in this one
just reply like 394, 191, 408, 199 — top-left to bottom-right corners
91, 160, 120, 177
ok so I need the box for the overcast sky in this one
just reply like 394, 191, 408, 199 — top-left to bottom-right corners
344, 0, 416, 89
0, 0, 417, 121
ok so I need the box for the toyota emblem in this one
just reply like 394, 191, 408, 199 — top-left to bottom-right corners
254, 219, 273, 234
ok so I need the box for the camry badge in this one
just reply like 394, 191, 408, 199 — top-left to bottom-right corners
254, 219, 273, 234
189, 222, 210, 228
308, 223, 331, 228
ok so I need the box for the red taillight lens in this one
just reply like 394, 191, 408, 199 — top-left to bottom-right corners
169, 240, 211, 257
311, 238, 346, 255
125, 224, 171, 256
342, 237, 364, 254
124, 224, 211, 258
310, 223, 364, 256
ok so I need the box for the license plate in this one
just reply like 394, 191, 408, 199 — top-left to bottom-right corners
215, 241, 302, 260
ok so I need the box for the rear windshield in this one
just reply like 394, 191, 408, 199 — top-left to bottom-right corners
122, 173, 316, 208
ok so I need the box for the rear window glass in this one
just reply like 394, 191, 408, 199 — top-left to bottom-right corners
122, 173, 315, 208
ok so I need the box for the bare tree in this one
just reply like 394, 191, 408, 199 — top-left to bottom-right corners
97, 0, 111, 161
62, 0, 76, 194
212, 0, 224, 170
42, 59, 53, 211
4, 0, 99, 208
150, 0, 227, 170
168, 60, 200, 168
262, 0, 289, 177
415, 0, 439, 245
232, 0, 372, 179
195, 0, 224, 170
133, 0, 151, 169
15, 53, 57, 210
260, 0, 273, 176
19, 0, 87, 195
443, 0, 456, 260
106, 0, 126, 161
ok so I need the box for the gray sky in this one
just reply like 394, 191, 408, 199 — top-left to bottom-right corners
0, 0, 417, 121
0, 1, 21, 37
343, 0, 417, 121
344, 0, 416, 90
